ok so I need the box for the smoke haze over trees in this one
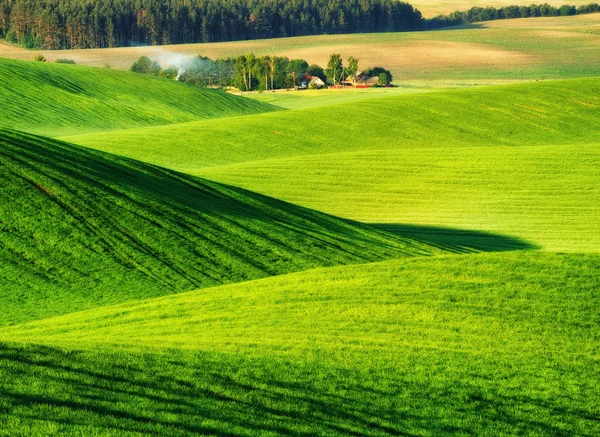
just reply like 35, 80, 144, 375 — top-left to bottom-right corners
0, 0, 424, 49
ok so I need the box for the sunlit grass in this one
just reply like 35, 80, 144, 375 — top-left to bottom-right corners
199, 144, 600, 252
0, 129, 454, 326
0, 58, 279, 136
66, 78, 600, 251
1, 251, 598, 435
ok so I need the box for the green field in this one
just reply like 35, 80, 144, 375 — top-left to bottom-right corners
245, 86, 434, 110
66, 78, 600, 167
65, 78, 600, 251
0, 128, 459, 326
1, 252, 598, 435
0, 58, 277, 136
1, 14, 599, 436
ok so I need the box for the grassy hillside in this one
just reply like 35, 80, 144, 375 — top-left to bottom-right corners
1, 251, 598, 435
68, 78, 600, 168
201, 144, 600, 252
0, 58, 278, 136
0, 16, 598, 436
0, 129, 466, 326
67, 78, 600, 251
2, 14, 599, 83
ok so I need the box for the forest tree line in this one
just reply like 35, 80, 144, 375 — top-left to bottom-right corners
130, 53, 393, 90
1, 0, 598, 50
0, 0, 424, 49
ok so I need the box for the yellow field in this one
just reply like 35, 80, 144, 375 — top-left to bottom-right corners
412, 0, 594, 16
1, 13, 599, 85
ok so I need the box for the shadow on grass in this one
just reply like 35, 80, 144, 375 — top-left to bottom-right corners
430, 22, 487, 31
371, 223, 539, 254
0, 342, 592, 436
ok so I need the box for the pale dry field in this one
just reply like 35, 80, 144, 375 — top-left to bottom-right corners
268, 40, 533, 78
412, 0, 594, 16
1, 13, 598, 83
480, 11, 600, 26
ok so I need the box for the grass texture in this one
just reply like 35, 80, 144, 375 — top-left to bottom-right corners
67, 78, 600, 251
0, 58, 279, 136
245, 87, 433, 110
0, 129, 462, 326
199, 144, 600, 252
1, 251, 598, 435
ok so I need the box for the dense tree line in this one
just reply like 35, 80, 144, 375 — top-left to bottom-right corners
131, 53, 393, 91
3, 0, 597, 50
428, 3, 600, 28
0, 0, 424, 49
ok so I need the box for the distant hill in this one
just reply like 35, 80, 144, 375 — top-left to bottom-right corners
0, 58, 279, 136
0, 129, 449, 326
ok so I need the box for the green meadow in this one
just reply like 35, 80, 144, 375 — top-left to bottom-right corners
1, 15, 599, 436
245, 86, 433, 110
66, 78, 600, 251
0, 128, 449, 326
0, 58, 277, 136
66, 78, 600, 167
1, 252, 599, 435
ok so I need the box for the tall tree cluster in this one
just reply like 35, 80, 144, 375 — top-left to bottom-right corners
142, 54, 320, 90
0, 0, 424, 49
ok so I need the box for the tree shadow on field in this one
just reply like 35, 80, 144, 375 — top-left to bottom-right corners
371, 223, 538, 254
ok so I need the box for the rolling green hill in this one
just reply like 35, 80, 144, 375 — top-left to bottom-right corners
66, 78, 600, 251
1, 251, 598, 435
199, 144, 600, 252
66, 78, 600, 168
0, 58, 279, 136
0, 129, 469, 327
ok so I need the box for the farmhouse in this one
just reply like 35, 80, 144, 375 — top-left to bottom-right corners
343, 72, 379, 88
300, 74, 325, 89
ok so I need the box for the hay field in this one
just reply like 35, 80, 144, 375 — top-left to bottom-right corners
413, 0, 594, 16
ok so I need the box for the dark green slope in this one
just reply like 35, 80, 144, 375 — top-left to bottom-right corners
0, 129, 446, 326
0, 58, 279, 136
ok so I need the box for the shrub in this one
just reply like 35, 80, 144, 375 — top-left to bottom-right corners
34, 54, 47, 62
366, 67, 393, 83
56, 59, 76, 64
130, 56, 162, 75
378, 72, 391, 86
